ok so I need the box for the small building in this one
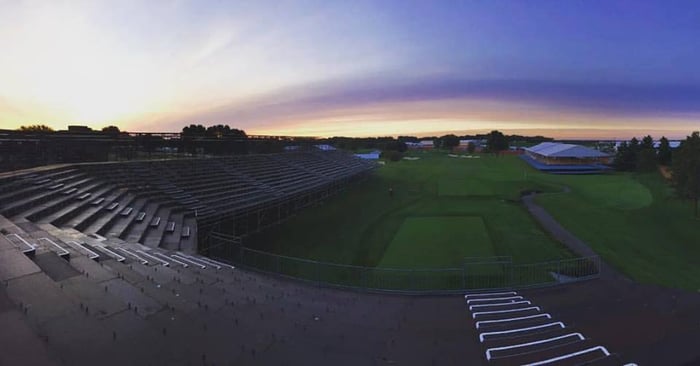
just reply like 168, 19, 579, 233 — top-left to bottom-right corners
521, 142, 612, 174
406, 140, 434, 150
67, 125, 93, 133
652, 140, 681, 149
355, 150, 380, 160
406, 140, 435, 150
314, 144, 337, 151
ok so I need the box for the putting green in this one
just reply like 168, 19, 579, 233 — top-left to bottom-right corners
377, 216, 494, 268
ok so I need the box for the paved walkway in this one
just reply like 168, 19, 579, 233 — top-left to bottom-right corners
522, 193, 627, 281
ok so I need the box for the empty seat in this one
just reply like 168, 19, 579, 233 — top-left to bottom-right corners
106, 202, 119, 211
120, 207, 133, 216
92, 198, 105, 205
150, 217, 161, 227
63, 188, 78, 195
77, 193, 92, 200
182, 226, 190, 237
136, 212, 146, 221
48, 183, 64, 190
166, 221, 175, 232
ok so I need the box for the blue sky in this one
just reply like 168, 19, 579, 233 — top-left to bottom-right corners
0, 0, 698, 138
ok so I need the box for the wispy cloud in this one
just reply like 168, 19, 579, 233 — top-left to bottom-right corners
152, 76, 700, 134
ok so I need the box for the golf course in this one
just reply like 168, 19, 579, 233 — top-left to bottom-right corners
246, 151, 700, 291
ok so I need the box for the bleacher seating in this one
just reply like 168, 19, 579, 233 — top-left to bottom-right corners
0, 151, 374, 252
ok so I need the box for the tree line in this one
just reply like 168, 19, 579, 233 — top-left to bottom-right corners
15, 124, 122, 134
615, 133, 700, 217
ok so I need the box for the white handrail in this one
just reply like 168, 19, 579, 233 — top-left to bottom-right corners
525, 346, 609, 365
194, 256, 235, 270
473, 306, 541, 319
476, 313, 551, 329
465, 291, 517, 299
66, 241, 99, 260
177, 253, 219, 269
5, 234, 37, 254
38, 238, 70, 257
470, 300, 531, 311
136, 250, 169, 266
116, 247, 148, 265
97, 246, 126, 262
171, 254, 206, 269
479, 322, 565, 342
155, 252, 187, 268
467, 296, 523, 304
485, 333, 584, 360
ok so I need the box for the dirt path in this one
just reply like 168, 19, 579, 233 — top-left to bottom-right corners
522, 193, 628, 281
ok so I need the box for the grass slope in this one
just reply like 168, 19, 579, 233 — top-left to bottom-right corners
534, 172, 700, 290
378, 216, 493, 268
247, 152, 571, 269
246, 151, 699, 290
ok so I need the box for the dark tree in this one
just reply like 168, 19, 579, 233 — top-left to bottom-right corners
637, 135, 657, 172
102, 126, 121, 135
615, 137, 642, 171
182, 124, 206, 136
467, 142, 476, 154
486, 130, 509, 154
629, 137, 640, 154
658, 136, 672, 165
205, 124, 247, 138
398, 136, 419, 143
18, 124, 54, 133
672, 132, 700, 217
439, 134, 460, 150
385, 140, 407, 153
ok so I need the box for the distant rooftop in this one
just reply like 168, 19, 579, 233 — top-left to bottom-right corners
525, 142, 610, 158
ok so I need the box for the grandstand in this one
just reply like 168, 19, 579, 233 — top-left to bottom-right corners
0, 150, 375, 253
521, 142, 612, 174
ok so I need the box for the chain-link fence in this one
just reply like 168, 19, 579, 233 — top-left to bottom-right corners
203, 232, 600, 294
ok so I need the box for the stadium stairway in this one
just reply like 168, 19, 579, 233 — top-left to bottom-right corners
463, 290, 639, 366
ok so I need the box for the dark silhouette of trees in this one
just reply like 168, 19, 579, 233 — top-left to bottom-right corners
101, 126, 121, 136
658, 136, 672, 165
637, 135, 657, 172
615, 137, 642, 171
182, 124, 206, 136
205, 124, 247, 138
398, 136, 419, 143
672, 131, 700, 217
438, 134, 460, 150
486, 130, 509, 154
18, 124, 54, 133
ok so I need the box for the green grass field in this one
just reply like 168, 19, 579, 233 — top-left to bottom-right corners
245, 151, 700, 290
378, 216, 493, 268
248, 151, 571, 269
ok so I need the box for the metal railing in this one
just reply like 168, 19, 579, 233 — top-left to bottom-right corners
203, 232, 600, 294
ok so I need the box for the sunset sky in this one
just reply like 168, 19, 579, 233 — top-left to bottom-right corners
0, 0, 699, 139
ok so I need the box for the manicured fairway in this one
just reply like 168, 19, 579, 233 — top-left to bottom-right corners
438, 179, 493, 196
377, 216, 493, 268
248, 151, 571, 269
246, 151, 700, 290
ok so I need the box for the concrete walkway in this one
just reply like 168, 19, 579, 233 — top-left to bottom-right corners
522, 193, 627, 281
